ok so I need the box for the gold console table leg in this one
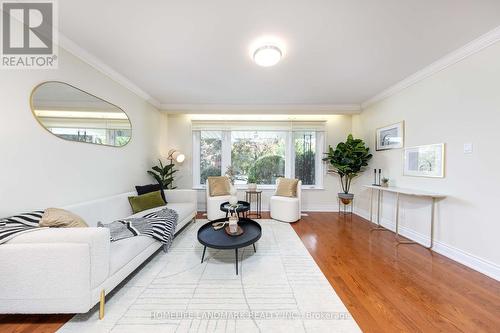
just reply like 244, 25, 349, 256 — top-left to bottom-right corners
395, 195, 435, 249
370, 188, 390, 232
99, 289, 105, 320
395, 192, 417, 246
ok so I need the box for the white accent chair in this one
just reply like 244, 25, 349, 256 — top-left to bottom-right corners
206, 179, 231, 221
270, 179, 302, 223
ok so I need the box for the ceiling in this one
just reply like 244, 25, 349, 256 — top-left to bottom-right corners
59, 0, 500, 111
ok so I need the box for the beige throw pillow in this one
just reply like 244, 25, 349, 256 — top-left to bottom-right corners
275, 178, 299, 197
39, 208, 88, 228
208, 176, 231, 197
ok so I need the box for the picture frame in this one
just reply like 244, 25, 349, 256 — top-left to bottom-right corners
376, 121, 404, 151
403, 143, 445, 178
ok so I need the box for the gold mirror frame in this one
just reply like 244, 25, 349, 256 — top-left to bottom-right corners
30, 81, 132, 148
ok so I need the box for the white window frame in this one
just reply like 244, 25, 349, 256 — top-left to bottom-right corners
192, 128, 325, 190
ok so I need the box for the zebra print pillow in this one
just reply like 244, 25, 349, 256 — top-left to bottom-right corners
0, 211, 44, 244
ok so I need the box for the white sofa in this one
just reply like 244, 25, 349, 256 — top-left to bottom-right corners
0, 189, 197, 317
206, 179, 231, 221
270, 179, 302, 223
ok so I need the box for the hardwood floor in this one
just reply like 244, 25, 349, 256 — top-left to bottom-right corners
0, 314, 72, 333
1, 212, 499, 333
291, 212, 500, 333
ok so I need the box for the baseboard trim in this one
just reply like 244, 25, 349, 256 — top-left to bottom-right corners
197, 204, 340, 212
355, 208, 500, 282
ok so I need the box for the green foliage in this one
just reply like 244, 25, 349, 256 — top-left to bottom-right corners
295, 150, 315, 185
200, 166, 221, 184
147, 159, 178, 189
231, 136, 285, 183
322, 134, 372, 194
248, 155, 285, 185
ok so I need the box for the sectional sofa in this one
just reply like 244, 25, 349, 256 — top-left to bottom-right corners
0, 189, 197, 318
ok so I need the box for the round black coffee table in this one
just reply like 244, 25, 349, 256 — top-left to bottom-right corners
197, 218, 262, 275
220, 201, 250, 218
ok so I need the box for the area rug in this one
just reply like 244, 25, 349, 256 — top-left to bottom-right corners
58, 219, 361, 333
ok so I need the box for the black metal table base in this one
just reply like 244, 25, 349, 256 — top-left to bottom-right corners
245, 191, 262, 219
200, 244, 257, 275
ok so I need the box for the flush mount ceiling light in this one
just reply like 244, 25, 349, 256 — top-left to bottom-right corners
253, 45, 282, 67
250, 36, 286, 67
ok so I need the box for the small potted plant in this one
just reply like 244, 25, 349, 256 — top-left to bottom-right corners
247, 174, 257, 191
323, 134, 373, 205
381, 177, 389, 187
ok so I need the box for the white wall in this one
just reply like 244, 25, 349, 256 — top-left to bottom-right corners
166, 114, 353, 212
352, 41, 500, 280
0, 48, 168, 217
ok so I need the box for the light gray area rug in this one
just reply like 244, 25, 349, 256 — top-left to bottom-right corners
59, 219, 360, 333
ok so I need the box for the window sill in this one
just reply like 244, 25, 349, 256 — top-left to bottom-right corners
192, 185, 324, 191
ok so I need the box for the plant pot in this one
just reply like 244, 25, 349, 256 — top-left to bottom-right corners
381, 182, 389, 188
338, 193, 354, 205
247, 183, 257, 191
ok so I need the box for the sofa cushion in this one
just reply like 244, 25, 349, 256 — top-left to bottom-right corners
135, 184, 166, 203
208, 176, 231, 196
166, 202, 195, 226
39, 208, 88, 228
128, 191, 165, 214
109, 236, 157, 276
275, 177, 299, 197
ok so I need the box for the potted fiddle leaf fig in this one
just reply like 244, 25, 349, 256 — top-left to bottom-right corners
323, 134, 373, 205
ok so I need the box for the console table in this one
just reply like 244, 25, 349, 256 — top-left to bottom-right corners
364, 185, 446, 249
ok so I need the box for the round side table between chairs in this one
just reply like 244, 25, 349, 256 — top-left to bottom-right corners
245, 190, 262, 218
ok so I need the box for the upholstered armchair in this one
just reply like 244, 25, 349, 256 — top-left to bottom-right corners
206, 177, 232, 221
270, 178, 302, 223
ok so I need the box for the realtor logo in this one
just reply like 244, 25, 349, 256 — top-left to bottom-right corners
1, 0, 58, 68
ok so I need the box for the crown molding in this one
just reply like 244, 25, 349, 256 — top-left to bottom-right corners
57, 33, 161, 109
160, 103, 361, 114
362, 25, 500, 109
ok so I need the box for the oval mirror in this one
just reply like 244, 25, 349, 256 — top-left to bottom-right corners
30, 81, 132, 147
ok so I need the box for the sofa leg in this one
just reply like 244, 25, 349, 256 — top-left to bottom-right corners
99, 289, 105, 320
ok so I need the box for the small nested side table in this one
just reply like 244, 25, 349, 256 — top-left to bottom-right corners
245, 190, 262, 219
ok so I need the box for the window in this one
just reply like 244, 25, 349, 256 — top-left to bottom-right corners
231, 131, 286, 185
293, 131, 316, 185
193, 127, 324, 188
199, 131, 223, 184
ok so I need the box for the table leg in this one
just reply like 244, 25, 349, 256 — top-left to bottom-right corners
377, 190, 381, 225
235, 248, 238, 275
429, 198, 435, 249
369, 188, 373, 222
395, 193, 400, 235
395, 193, 418, 246
258, 193, 262, 218
201, 246, 206, 263
371, 189, 389, 232
253, 243, 256, 252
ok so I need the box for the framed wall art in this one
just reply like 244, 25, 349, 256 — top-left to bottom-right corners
403, 143, 445, 178
376, 121, 404, 151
